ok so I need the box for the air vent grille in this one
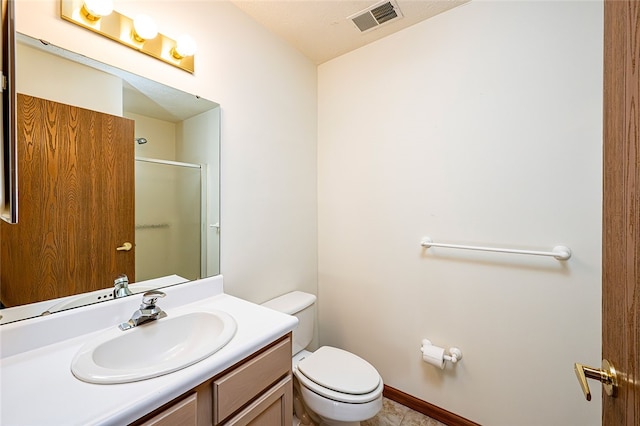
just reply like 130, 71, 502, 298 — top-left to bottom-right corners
371, 2, 398, 24
349, 0, 403, 33
352, 12, 378, 32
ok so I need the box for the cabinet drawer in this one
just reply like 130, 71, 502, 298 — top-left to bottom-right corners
140, 393, 197, 426
214, 337, 291, 423
224, 375, 292, 426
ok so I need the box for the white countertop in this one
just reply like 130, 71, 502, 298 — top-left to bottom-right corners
0, 276, 298, 425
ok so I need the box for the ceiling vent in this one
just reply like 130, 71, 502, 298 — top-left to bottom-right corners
349, 0, 404, 33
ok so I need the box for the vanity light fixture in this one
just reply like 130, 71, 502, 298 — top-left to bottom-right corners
80, 0, 113, 21
60, 0, 195, 73
172, 34, 197, 59
132, 14, 158, 42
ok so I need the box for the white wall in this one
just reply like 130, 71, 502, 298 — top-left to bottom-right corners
16, 43, 122, 115
130, 113, 177, 160
318, 1, 603, 425
16, 0, 318, 303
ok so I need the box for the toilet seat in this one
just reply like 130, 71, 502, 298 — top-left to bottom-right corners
295, 346, 382, 404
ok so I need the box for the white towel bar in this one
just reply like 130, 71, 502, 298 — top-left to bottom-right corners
420, 237, 571, 261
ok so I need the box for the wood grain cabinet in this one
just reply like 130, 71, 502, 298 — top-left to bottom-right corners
224, 376, 292, 426
140, 393, 198, 426
132, 334, 293, 426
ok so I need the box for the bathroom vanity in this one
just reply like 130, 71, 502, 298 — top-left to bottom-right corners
136, 335, 292, 425
0, 276, 297, 425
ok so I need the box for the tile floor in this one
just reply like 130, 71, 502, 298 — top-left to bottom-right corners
362, 398, 447, 426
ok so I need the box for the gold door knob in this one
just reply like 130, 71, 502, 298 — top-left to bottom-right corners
116, 242, 133, 251
574, 359, 618, 401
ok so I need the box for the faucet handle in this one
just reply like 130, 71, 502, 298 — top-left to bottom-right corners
141, 290, 166, 308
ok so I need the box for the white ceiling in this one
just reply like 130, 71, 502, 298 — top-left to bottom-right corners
230, 0, 470, 64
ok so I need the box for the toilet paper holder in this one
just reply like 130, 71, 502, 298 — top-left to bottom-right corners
420, 339, 462, 367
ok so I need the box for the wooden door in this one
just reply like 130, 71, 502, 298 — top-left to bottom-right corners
0, 94, 135, 306
602, 0, 639, 424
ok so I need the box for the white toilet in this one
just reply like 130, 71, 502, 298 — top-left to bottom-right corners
262, 291, 383, 426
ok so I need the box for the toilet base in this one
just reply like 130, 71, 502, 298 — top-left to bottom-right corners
295, 403, 361, 426
293, 379, 364, 426
293, 376, 380, 426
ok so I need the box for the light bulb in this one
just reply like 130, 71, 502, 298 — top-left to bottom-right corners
81, 0, 114, 21
132, 14, 158, 41
172, 34, 197, 59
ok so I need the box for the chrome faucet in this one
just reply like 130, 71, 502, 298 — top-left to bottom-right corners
119, 290, 167, 331
113, 274, 133, 298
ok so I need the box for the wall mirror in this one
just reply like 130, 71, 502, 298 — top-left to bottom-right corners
0, 33, 220, 324
1, 0, 17, 224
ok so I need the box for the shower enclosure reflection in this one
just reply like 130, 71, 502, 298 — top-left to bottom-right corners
135, 157, 205, 282
127, 98, 220, 283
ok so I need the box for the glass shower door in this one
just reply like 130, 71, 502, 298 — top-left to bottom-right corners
134, 158, 203, 282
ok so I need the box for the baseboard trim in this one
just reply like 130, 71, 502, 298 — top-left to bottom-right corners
383, 385, 480, 426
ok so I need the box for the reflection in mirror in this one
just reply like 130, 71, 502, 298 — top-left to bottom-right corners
0, 33, 220, 324
1, 0, 18, 223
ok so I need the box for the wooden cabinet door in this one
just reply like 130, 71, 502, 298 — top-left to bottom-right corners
214, 337, 291, 423
140, 394, 198, 426
0, 94, 135, 306
224, 376, 293, 426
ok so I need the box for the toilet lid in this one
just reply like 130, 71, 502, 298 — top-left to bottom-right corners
296, 346, 381, 395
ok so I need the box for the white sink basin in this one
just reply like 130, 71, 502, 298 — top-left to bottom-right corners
71, 309, 237, 384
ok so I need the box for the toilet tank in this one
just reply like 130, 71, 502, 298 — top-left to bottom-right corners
262, 291, 316, 355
